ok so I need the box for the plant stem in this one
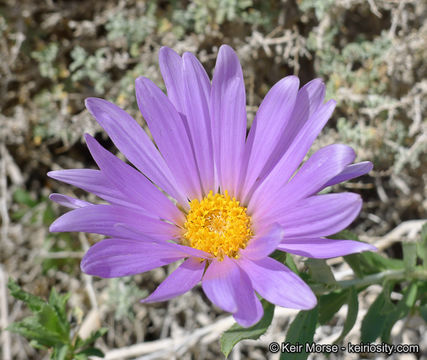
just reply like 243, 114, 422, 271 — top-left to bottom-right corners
312, 268, 427, 294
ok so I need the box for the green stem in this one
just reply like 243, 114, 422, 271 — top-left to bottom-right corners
312, 268, 427, 294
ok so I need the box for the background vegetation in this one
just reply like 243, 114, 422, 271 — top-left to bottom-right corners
0, 0, 425, 359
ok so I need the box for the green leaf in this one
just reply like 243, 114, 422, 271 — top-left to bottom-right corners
402, 242, 417, 271
75, 328, 108, 351
7, 279, 71, 348
11, 208, 28, 221
331, 231, 399, 277
43, 202, 57, 226
29, 339, 47, 350
8, 278, 45, 312
417, 223, 427, 267
344, 251, 404, 278
13, 189, 38, 207
329, 229, 359, 241
270, 252, 300, 275
420, 304, 427, 323
220, 300, 275, 358
381, 282, 418, 342
270, 250, 287, 265
280, 307, 318, 360
318, 289, 349, 324
38, 303, 69, 342
360, 284, 395, 342
305, 259, 336, 285
285, 254, 300, 275
7, 318, 65, 348
334, 287, 358, 343
48, 288, 70, 335
73, 355, 88, 360
76, 347, 105, 357
52, 344, 70, 360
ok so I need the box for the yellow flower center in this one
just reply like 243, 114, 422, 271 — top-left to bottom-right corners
183, 191, 253, 260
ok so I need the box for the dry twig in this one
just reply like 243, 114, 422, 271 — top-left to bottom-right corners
0, 265, 11, 360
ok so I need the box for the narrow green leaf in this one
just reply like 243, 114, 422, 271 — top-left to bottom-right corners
8, 278, 45, 312
75, 328, 108, 351
285, 254, 300, 275
360, 284, 395, 342
43, 202, 57, 226
270, 251, 299, 275
400, 282, 418, 308
73, 355, 87, 360
417, 223, 427, 268
270, 250, 287, 265
48, 288, 71, 336
13, 188, 38, 207
280, 307, 318, 360
344, 251, 404, 278
329, 230, 359, 241
402, 242, 417, 271
76, 347, 105, 357
52, 344, 70, 360
305, 259, 336, 285
420, 304, 427, 323
318, 289, 349, 324
334, 287, 358, 343
220, 300, 275, 358
11, 208, 28, 221
7, 319, 64, 348
29, 339, 46, 350
333, 231, 403, 276
381, 282, 418, 342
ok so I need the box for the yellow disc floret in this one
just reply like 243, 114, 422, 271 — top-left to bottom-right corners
183, 191, 253, 260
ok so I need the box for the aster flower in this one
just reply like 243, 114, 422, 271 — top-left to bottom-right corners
49, 45, 375, 327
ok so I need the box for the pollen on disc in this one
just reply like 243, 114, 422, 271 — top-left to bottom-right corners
183, 191, 253, 260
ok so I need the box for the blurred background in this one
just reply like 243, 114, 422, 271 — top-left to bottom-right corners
0, 0, 426, 359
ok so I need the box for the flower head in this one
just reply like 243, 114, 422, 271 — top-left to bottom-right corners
49, 45, 375, 327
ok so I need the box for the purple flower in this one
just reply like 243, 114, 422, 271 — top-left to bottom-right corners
49, 45, 375, 327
